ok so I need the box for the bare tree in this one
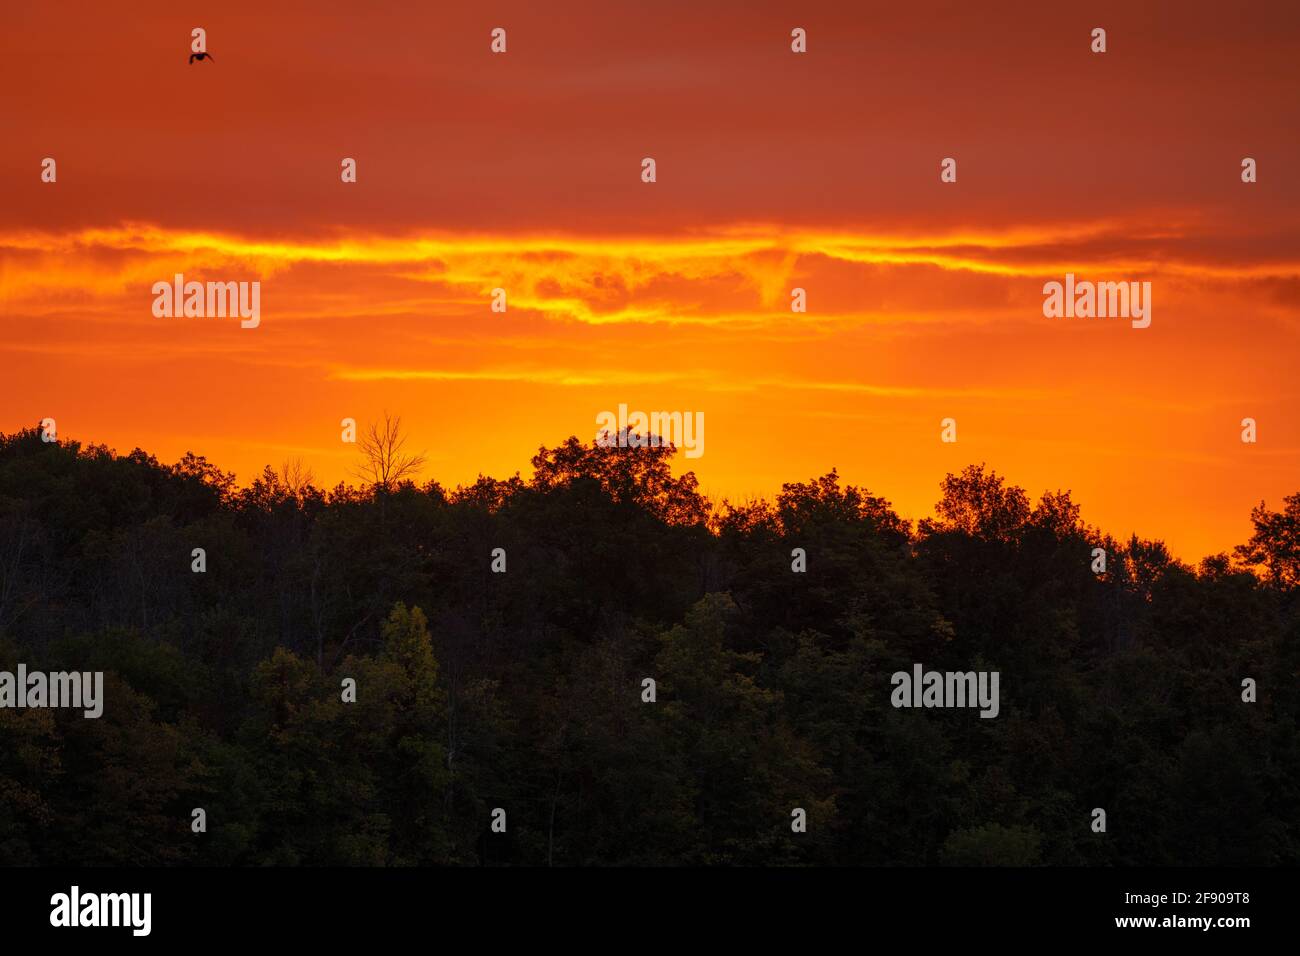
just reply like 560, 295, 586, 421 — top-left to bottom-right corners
278, 456, 315, 498
351, 412, 427, 492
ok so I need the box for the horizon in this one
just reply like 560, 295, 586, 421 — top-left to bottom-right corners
3, 421, 1286, 570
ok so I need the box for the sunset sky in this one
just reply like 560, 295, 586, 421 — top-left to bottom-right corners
3, 1, 1299, 560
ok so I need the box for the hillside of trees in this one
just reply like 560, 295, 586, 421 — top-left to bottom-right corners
1, 424, 1297, 866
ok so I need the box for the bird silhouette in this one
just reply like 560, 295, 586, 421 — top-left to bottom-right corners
188, 52, 214, 64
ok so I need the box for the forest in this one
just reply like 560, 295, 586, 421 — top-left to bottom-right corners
0, 423, 1296, 866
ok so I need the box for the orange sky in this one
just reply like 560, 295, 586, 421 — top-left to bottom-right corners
3, 1, 1299, 560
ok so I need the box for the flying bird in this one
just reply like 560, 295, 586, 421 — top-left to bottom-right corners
189, 52, 214, 64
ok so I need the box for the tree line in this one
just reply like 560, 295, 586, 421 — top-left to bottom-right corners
1, 423, 1297, 865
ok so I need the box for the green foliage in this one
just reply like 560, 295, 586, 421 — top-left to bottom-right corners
941, 823, 1043, 866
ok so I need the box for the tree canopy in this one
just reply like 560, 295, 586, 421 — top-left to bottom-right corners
0, 426, 1295, 865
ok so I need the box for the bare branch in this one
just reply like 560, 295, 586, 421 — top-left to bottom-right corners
351, 412, 427, 492
278, 456, 315, 497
